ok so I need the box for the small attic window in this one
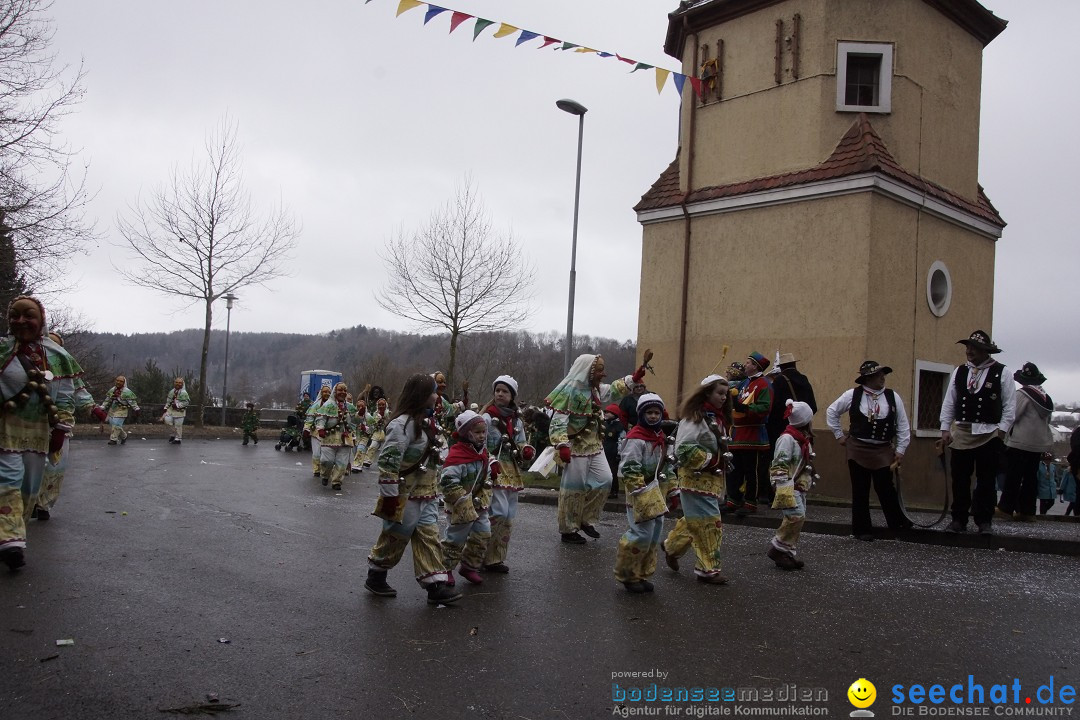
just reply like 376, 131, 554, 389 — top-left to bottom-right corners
836, 42, 893, 113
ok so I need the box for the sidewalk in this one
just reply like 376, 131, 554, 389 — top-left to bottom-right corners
517, 488, 1080, 557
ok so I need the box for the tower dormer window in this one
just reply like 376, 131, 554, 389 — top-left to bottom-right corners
836, 42, 893, 113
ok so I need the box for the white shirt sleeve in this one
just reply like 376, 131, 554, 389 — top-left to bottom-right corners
998, 367, 1017, 434
894, 392, 911, 456
939, 368, 960, 431
826, 389, 854, 439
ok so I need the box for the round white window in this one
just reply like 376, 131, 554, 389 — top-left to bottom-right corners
926, 260, 952, 317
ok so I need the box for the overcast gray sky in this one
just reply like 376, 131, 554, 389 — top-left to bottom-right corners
46, 0, 1080, 403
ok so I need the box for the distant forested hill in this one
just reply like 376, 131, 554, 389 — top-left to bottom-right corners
75, 325, 636, 408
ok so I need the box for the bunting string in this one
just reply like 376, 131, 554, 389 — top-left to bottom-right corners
367, 0, 700, 97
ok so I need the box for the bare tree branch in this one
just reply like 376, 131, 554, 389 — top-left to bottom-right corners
375, 177, 536, 387
115, 117, 300, 425
0, 0, 95, 293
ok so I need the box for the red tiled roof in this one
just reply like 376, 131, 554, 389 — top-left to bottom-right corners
633, 114, 1005, 229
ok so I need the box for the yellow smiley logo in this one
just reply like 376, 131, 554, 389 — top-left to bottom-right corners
848, 678, 876, 709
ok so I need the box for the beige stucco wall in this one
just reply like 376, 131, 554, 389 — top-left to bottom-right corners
637, 191, 996, 503
678, 0, 985, 199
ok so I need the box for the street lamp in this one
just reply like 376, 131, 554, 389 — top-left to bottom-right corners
221, 293, 238, 425
556, 98, 587, 375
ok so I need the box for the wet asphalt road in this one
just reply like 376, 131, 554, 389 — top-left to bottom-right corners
1, 438, 1076, 720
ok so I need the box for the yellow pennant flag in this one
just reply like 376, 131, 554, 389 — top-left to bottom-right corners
574, 47, 597, 54
655, 68, 670, 94
396, 0, 424, 16
493, 23, 519, 38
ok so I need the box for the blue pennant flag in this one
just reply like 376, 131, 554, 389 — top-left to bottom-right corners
424, 5, 448, 24
515, 30, 540, 47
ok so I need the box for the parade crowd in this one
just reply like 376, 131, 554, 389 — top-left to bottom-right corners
1, 295, 1077, 607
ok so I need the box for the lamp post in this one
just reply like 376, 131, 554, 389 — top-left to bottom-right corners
556, 98, 587, 375
220, 293, 237, 425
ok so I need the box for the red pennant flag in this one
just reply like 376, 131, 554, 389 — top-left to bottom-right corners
449, 11, 471, 33
539, 36, 558, 49
616, 54, 636, 65
689, 76, 703, 98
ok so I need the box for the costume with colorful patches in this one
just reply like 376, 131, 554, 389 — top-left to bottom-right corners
614, 393, 670, 592
439, 411, 496, 585
162, 378, 190, 443
315, 384, 358, 490
662, 375, 730, 583
365, 374, 459, 605
480, 375, 534, 572
361, 399, 391, 467
304, 387, 331, 476
767, 400, 816, 570
36, 333, 97, 520
546, 353, 644, 541
0, 297, 93, 570
727, 352, 773, 512
100, 376, 140, 445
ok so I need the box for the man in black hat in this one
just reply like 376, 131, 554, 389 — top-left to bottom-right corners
767, 353, 818, 453
826, 361, 912, 541
997, 362, 1053, 521
939, 330, 1016, 534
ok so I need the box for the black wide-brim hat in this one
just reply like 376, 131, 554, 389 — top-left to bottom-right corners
957, 330, 1002, 354
1014, 362, 1046, 386
855, 360, 892, 385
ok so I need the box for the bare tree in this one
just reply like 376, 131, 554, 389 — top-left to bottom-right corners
116, 119, 299, 425
376, 178, 535, 388
0, 0, 94, 290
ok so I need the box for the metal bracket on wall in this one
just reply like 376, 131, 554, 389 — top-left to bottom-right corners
774, 18, 784, 84
792, 13, 801, 79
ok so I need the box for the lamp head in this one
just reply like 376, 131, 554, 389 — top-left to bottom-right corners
556, 98, 588, 116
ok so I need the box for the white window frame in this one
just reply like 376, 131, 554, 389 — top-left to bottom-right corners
836, 41, 893, 113
913, 360, 954, 438
926, 260, 953, 317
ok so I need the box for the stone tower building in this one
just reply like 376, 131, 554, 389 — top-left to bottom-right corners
634, 0, 1007, 500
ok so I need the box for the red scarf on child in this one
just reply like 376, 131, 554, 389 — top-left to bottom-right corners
782, 424, 812, 462
625, 423, 666, 450
443, 440, 489, 468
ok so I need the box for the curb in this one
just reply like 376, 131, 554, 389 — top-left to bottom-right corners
517, 491, 1080, 558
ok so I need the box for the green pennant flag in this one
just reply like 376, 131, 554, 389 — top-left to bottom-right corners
560, 42, 579, 51
473, 18, 494, 41
631, 62, 654, 73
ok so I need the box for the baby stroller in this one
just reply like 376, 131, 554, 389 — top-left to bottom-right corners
275, 414, 303, 451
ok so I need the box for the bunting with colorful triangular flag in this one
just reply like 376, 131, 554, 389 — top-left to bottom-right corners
372, 0, 701, 98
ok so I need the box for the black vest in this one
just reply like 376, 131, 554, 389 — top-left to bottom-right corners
954, 363, 1005, 424
849, 387, 897, 442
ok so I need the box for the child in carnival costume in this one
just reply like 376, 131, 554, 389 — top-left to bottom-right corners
315, 384, 357, 490
0, 296, 103, 570
767, 400, 817, 571
241, 402, 260, 446
480, 375, 534, 573
661, 375, 731, 584
546, 353, 647, 544
365, 373, 460, 606
304, 385, 332, 477
349, 397, 369, 472
35, 331, 98, 522
362, 396, 391, 468
162, 377, 190, 444
439, 410, 500, 585
614, 393, 672, 593
100, 374, 140, 445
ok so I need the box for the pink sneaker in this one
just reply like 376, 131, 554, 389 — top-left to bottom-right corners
459, 566, 484, 585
